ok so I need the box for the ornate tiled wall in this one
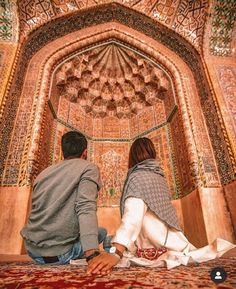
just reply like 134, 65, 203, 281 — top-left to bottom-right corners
202, 1, 236, 188
52, 121, 177, 206
53, 122, 70, 164
0, 1, 19, 113
147, 127, 177, 198
49, 50, 180, 205
0, 43, 17, 111
51, 70, 177, 206
97, 117, 129, 139
169, 111, 194, 196
36, 104, 55, 178
90, 141, 130, 206
210, 0, 236, 57
17, 0, 236, 57
0, 1, 17, 95
17, 0, 209, 51
171, 0, 208, 49
0, 4, 234, 196
91, 125, 177, 206
0, 1, 235, 255
183, 76, 220, 187
49, 44, 179, 205
0, 0, 18, 42
0, 1, 235, 253
215, 66, 236, 139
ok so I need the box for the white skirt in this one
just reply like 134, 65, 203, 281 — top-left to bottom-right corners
118, 238, 235, 269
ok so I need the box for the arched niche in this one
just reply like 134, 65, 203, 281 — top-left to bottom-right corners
49, 38, 181, 204
2, 21, 217, 195
0, 6, 234, 254
0, 4, 234, 189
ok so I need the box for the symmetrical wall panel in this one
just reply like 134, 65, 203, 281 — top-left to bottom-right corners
17, 0, 209, 51
52, 121, 177, 205
0, 4, 234, 196
91, 141, 130, 206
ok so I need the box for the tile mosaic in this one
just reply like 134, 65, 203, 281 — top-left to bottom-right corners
210, 0, 236, 56
0, 5, 234, 197
17, 0, 211, 52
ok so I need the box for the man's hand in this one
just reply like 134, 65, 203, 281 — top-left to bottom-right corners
87, 252, 120, 275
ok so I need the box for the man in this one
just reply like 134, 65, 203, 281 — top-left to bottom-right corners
21, 131, 107, 265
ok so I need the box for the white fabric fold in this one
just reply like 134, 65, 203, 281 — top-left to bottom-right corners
70, 198, 235, 269
113, 197, 235, 269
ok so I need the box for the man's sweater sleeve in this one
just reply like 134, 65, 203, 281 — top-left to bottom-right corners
74, 163, 101, 252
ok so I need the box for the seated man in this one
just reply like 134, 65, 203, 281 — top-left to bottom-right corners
21, 131, 107, 264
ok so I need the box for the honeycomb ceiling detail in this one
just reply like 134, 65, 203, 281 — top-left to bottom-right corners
55, 43, 170, 118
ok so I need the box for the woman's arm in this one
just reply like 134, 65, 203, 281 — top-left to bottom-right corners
87, 197, 147, 275
112, 197, 147, 251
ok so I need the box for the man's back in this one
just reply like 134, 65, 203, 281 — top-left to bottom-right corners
21, 158, 101, 256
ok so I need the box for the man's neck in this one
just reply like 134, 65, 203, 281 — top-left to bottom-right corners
64, 156, 81, 160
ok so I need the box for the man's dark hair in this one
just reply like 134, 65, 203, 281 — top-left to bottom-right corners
61, 131, 87, 159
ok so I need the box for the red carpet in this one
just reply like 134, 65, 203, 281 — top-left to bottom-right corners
0, 258, 235, 289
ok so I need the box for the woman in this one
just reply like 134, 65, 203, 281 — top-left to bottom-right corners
87, 138, 235, 275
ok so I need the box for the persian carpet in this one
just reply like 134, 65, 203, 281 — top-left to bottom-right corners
0, 258, 235, 289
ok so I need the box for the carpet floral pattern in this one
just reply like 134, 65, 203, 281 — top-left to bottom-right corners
0, 258, 235, 289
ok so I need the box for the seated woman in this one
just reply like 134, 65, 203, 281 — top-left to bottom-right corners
87, 137, 235, 274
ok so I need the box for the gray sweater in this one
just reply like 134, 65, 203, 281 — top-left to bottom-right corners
21, 158, 101, 256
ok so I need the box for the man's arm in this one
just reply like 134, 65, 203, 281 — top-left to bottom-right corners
75, 164, 101, 255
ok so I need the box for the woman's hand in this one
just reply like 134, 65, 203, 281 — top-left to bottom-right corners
87, 252, 120, 275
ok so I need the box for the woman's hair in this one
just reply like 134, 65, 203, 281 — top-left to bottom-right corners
128, 137, 156, 169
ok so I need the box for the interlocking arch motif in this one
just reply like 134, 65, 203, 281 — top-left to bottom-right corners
0, 4, 234, 192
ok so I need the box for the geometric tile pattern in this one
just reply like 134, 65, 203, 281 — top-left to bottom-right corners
0, 0, 18, 42
0, 43, 18, 111
53, 91, 177, 203
16, 0, 236, 55
210, 0, 236, 56
143, 0, 179, 26
215, 65, 236, 144
147, 127, 177, 198
52, 121, 177, 205
50, 85, 178, 204
169, 111, 194, 196
53, 122, 70, 164
126, 0, 209, 50
0, 0, 13, 41
0, 3, 234, 193
17, 0, 209, 51
34, 105, 55, 180
183, 76, 220, 188
52, 39, 174, 138
172, 0, 208, 49
55, 93, 171, 140
90, 141, 130, 206
18, 0, 56, 32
